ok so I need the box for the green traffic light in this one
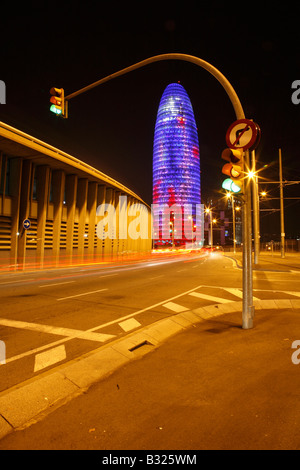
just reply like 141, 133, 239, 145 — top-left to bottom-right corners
222, 178, 241, 193
50, 104, 62, 115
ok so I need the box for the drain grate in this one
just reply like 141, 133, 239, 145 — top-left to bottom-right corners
128, 340, 153, 352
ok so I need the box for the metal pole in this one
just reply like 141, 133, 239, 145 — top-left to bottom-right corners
232, 196, 236, 253
279, 148, 285, 258
251, 150, 259, 264
210, 211, 213, 250
64, 53, 245, 120
242, 150, 254, 329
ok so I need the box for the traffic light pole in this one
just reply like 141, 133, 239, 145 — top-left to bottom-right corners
251, 150, 260, 265
243, 150, 254, 329
62, 53, 255, 329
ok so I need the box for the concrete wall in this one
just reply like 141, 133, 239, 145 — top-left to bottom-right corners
0, 152, 152, 270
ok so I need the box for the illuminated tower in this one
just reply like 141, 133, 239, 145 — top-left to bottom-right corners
152, 82, 201, 246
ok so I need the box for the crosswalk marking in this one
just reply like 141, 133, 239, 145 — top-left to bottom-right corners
222, 287, 243, 298
189, 292, 234, 303
0, 318, 115, 343
119, 318, 141, 332
223, 287, 260, 301
162, 302, 189, 313
34, 345, 66, 372
2, 284, 300, 371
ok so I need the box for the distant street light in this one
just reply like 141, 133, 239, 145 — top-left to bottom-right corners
205, 208, 214, 250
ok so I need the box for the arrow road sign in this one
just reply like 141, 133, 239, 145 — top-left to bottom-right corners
23, 219, 31, 230
226, 119, 261, 151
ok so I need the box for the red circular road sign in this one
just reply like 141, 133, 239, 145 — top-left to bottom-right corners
226, 119, 261, 150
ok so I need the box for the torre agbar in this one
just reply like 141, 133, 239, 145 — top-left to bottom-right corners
152, 83, 201, 247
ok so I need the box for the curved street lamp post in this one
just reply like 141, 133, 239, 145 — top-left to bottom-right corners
64, 53, 255, 329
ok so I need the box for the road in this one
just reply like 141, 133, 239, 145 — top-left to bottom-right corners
0, 250, 299, 393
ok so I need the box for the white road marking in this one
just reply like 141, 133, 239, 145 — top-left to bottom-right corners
189, 292, 234, 303
223, 287, 243, 298
162, 302, 189, 312
0, 318, 115, 342
190, 288, 261, 302
39, 281, 75, 288
99, 274, 118, 278
223, 287, 259, 301
57, 288, 108, 301
2, 285, 206, 364
0, 278, 35, 285
5, 338, 73, 364
81, 284, 206, 332
34, 345, 66, 372
2, 282, 300, 366
118, 318, 141, 332
223, 287, 260, 302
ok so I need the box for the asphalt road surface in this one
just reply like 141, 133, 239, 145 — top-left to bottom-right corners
0, 251, 299, 394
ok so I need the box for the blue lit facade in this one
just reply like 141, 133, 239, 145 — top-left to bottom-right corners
153, 83, 201, 245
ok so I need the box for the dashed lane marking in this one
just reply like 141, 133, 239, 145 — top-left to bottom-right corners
39, 281, 75, 288
57, 288, 108, 301
118, 318, 141, 332
0, 279, 35, 285
34, 345, 66, 372
162, 302, 189, 313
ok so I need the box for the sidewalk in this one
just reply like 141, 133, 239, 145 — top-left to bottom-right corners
226, 250, 300, 272
0, 300, 299, 450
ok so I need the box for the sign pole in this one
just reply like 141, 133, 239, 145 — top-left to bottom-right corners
243, 150, 254, 329
225, 120, 260, 329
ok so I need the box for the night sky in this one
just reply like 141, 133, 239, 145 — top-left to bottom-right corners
1, 0, 299, 238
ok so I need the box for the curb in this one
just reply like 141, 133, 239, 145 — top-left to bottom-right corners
1, 298, 300, 440
223, 254, 300, 273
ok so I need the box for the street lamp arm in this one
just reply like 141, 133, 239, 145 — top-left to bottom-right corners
64, 52, 253, 329
64, 53, 245, 120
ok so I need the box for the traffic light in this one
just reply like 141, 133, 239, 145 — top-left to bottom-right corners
221, 148, 244, 193
50, 87, 66, 117
222, 178, 242, 193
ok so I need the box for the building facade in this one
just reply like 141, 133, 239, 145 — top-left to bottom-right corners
0, 122, 151, 270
